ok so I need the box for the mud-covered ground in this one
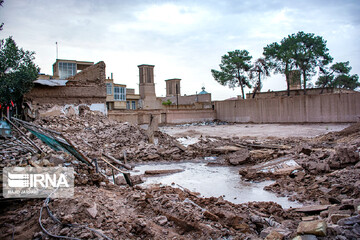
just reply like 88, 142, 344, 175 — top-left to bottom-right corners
160, 123, 350, 139
0, 111, 359, 239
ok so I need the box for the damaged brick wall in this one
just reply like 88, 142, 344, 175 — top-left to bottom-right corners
25, 61, 106, 105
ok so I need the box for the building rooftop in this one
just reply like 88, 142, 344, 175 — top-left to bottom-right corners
34, 79, 68, 86
198, 86, 208, 95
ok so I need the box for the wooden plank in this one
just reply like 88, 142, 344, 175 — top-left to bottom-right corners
295, 205, 331, 213
145, 169, 184, 175
4, 117, 43, 153
83, 140, 131, 170
60, 134, 93, 166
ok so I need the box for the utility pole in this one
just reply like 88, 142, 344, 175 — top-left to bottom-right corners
56, 42, 58, 59
176, 84, 179, 109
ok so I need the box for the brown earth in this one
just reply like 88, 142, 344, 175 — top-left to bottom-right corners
0, 112, 359, 239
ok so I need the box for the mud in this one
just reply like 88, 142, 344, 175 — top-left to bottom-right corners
0, 112, 359, 239
132, 161, 302, 209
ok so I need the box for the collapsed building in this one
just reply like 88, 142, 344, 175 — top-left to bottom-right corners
24, 59, 107, 118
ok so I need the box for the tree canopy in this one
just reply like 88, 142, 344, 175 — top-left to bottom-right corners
316, 61, 360, 90
211, 50, 252, 99
287, 31, 332, 92
263, 31, 333, 95
263, 39, 296, 96
249, 58, 270, 98
0, 36, 39, 108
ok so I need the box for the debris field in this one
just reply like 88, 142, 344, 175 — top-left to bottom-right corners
0, 110, 359, 240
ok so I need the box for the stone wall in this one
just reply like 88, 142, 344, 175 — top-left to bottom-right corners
216, 93, 360, 123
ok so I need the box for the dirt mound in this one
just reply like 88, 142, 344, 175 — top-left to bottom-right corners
33, 111, 196, 164
334, 122, 360, 137
315, 122, 360, 143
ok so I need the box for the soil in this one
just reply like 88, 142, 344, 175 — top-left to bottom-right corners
161, 123, 350, 139
0, 112, 359, 239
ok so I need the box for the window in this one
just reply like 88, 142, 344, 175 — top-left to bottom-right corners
131, 101, 136, 110
106, 83, 112, 95
114, 86, 126, 101
126, 101, 130, 109
59, 62, 76, 79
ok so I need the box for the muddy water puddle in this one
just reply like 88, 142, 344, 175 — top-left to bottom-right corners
132, 161, 302, 209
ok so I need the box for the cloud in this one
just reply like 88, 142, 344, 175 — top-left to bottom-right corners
1, 0, 359, 100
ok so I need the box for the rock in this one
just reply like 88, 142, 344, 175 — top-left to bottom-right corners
353, 223, 360, 235
299, 146, 312, 156
39, 105, 63, 117
354, 180, 360, 189
213, 145, 241, 153
65, 105, 77, 116
115, 174, 143, 185
292, 235, 318, 240
330, 213, 351, 224
264, 230, 284, 240
146, 154, 160, 160
328, 197, 341, 204
86, 203, 98, 218
297, 220, 327, 237
355, 161, 360, 169
341, 199, 354, 205
59, 227, 70, 236
295, 205, 330, 213
227, 148, 250, 165
261, 227, 291, 239
155, 216, 168, 226
316, 162, 330, 173
328, 206, 352, 216
62, 215, 74, 224
79, 231, 93, 239
337, 215, 360, 226
203, 210, 219, 221
320, 210, 328, 218
302, 216, 319, 221
250, 149, 275, 161
294, 171, 305, 181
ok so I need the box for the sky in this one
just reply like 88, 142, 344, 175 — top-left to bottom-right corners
1, 0, 359, 100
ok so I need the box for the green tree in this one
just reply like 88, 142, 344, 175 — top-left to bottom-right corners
263, 40, 296, 96
316, 61, 359, 91
249, 58, 270, 98
211, 50, 252, 99
0, 36, 39, 112
287, 31, 332, 93
264, 31, 333, 95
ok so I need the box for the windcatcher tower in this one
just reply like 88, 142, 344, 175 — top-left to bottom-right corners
138, 64, 159, 109
165, 78, 181, 97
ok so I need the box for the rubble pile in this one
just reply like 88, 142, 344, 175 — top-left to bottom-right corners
1, 112, 359, 239
0, 184, 305, 239
262, 123, 360, 205
34, 111, 197, 163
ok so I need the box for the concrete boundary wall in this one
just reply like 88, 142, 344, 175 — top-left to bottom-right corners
108, 109, 216, 125
165, 109, 216, 124
215, 93, 360, 123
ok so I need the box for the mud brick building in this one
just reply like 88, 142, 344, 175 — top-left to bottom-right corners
24, 60, 107, 115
